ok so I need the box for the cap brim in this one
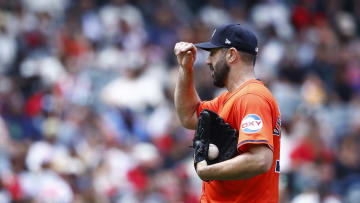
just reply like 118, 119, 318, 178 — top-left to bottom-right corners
194, 42, 222, 51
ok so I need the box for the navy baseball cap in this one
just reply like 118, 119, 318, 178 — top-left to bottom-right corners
195, 24, 258, 55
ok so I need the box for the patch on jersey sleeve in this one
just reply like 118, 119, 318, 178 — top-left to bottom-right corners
241, 114, 263, 133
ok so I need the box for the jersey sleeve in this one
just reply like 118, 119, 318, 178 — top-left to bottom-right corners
235, 94, 274, 152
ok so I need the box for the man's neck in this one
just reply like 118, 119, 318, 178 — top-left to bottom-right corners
226, 71, 255, 93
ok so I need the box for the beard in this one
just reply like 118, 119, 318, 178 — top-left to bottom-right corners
210, 58, 230, 88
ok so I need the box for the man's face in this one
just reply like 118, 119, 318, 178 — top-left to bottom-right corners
207, 48, 230, 88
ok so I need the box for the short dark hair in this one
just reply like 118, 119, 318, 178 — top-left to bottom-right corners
238, 51, 256, 66
222, 48, 256, 67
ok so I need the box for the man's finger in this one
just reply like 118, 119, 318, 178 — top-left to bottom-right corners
181, 43, 195, 53
174, 42, 185, 55
174, 42, 182, 55
196, 160, 208, 171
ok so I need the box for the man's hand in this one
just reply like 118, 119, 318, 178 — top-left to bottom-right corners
196, 160, 211, 181
174, 42, 197, 71
173, 42, 200, 130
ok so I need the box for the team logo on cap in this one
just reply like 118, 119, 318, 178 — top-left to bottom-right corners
225, 38, 231, 44
241, 114, 263, 133
212, 29, 216, 38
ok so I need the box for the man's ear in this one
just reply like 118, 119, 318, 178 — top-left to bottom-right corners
226, 48, 238, 64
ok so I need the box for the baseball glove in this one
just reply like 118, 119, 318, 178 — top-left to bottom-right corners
193, 109, 239, 169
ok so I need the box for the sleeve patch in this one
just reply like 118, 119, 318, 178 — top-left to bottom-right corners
240, 114, 263, 134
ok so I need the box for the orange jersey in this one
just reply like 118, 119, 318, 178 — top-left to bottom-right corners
197, 79, 281, 203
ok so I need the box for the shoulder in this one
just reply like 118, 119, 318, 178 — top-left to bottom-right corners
238, 81, 277, 106
235, 93, 270, 110
231, 84, 279, 114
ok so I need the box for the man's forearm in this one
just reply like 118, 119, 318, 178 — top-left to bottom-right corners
174, 68, 201, 129
197, 145, 273, 181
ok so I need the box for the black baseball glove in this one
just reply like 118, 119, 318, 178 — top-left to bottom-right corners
192, 109, 239, 169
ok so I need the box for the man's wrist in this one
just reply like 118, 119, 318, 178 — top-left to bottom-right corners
179, 65, 193, 75
196, 160, 211, 181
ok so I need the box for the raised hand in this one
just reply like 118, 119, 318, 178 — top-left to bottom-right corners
174, 42, 197, 71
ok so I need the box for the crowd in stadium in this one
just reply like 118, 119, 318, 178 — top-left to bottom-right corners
0, 0, 359, 202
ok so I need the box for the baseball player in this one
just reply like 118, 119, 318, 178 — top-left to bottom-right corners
174, 24, 281, 202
